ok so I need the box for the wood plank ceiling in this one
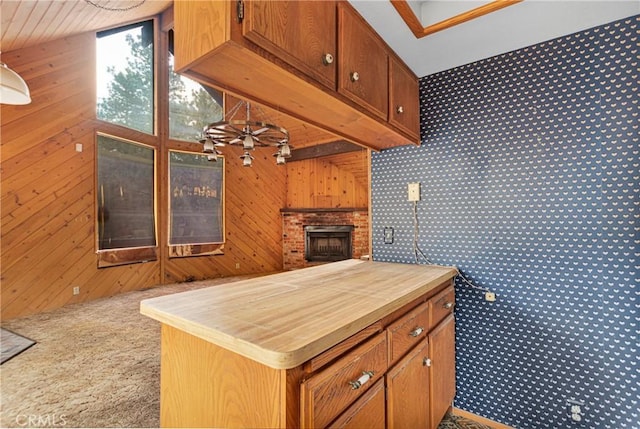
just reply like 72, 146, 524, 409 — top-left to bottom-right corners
1, 0, 366, 174
1, 0, 172, 52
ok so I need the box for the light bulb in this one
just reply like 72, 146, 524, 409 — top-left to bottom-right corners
203, 140, 215, 153
279, 143, 291, 158
243, 133, 254, 150
241, 152, 253, 167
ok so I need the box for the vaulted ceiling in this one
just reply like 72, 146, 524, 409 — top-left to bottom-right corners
2, 0, 637, 174
3, 1, 638, 77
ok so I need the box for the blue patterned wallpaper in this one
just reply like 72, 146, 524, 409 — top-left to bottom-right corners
371, 16, 638, 429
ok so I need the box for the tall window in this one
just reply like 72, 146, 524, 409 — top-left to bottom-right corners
97, 21, 154, 134
96, 134, 157, 266
168, 30, 223, 142
168, 151, 224, 257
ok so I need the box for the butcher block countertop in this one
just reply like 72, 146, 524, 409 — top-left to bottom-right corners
140, 259, 457, 369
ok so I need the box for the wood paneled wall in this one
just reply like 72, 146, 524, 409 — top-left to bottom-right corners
286, 151, 369, 209
1, 31, 286, 320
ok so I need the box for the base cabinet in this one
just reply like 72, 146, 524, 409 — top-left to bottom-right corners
329, 379, 386, 429
429, 314, 457, 428
386, 339, 430, 429
157, 282, 455, 428
302, 284, 455, 429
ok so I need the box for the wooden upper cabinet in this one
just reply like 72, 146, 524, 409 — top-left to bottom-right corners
173, 0, 420, 151
243, 1, 337, 89
389, 56, 420, 139
337, 2, 389, 120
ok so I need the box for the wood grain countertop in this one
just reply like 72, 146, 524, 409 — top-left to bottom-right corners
140, 259, 457, 369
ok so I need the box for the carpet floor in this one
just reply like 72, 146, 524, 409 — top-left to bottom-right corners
0, 276, 494, 429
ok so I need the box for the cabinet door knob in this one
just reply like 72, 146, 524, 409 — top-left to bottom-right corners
409, 327, 424, 337
423, 358, 432, 367
396, 105, 404, 114
322, 53, 334, 65
350, 71, 360, 82
348, 370, 374, 390
443, 302, 454, 310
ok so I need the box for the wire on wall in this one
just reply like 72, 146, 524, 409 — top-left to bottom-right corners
411, 201, 491, 294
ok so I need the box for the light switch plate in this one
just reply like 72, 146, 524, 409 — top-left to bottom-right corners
408, 182, 420, 201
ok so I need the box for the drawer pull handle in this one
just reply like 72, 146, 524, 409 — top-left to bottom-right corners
322, 53, 334, 65
423, 358, 432, 367
443, 302, 454, 309
349, 371, 374, 390
350, 71, 360, 82
409, 327, 424, 337
396, 105, 404, 114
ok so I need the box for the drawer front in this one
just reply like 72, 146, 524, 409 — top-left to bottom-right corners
429, 285, 455, 328
327, 378, 385, 429
301, 332, 388, 428
387, 301, 430, 364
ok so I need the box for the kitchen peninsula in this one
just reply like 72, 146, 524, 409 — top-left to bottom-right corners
141, 259, 458, 428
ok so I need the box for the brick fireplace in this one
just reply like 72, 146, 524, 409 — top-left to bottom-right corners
281, 208, 369, 270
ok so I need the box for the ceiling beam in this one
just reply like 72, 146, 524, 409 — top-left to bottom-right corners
391, 0, 523, 38
288, 140, 363, 162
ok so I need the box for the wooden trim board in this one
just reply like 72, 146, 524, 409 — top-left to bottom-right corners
453, 407, 516, 429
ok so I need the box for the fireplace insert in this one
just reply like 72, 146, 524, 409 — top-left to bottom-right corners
304, 225, 354, 262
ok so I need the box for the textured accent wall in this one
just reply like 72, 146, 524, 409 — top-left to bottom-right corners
371, 16, 638, 429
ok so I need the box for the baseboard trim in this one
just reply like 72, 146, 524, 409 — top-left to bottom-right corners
452, 407, 515, 429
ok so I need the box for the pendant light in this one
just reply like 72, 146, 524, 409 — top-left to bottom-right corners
201, 100, 291, 166
0, 63, 31, 105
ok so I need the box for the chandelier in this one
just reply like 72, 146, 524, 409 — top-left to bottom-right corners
200, 100, 291, 167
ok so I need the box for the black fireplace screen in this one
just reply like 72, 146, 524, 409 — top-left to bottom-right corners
304, 225, 354, 262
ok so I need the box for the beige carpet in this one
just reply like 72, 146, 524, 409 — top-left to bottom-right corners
0, 276, 257, 428
1, 275, 492, 429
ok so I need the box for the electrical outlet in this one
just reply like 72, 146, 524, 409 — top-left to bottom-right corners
567, 399, 585, 423
408, 182, 420, 201
383, 227, 394, 244
485, 291, 496, 302
72, 286, 80, 295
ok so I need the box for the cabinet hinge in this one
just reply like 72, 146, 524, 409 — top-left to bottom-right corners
236, 0, 244, 23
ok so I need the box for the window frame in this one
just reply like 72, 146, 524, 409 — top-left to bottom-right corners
167, 149, 225, 258
95, 132, 159, 268
96, 19, 157, 136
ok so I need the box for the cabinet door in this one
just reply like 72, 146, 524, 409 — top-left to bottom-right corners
328, 378, 385, 429
389, 56, 419, 139
386, 339, 430, 429
300, 332, 388, 428
428, 314, 456, 429
243, 0, 337, 88
337, 2, 388, 120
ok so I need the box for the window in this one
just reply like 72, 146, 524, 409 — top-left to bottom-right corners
168, 30, 223, 142
96, 134, 157, 266
97, 21, 155, 134
168, 150, 224, 257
